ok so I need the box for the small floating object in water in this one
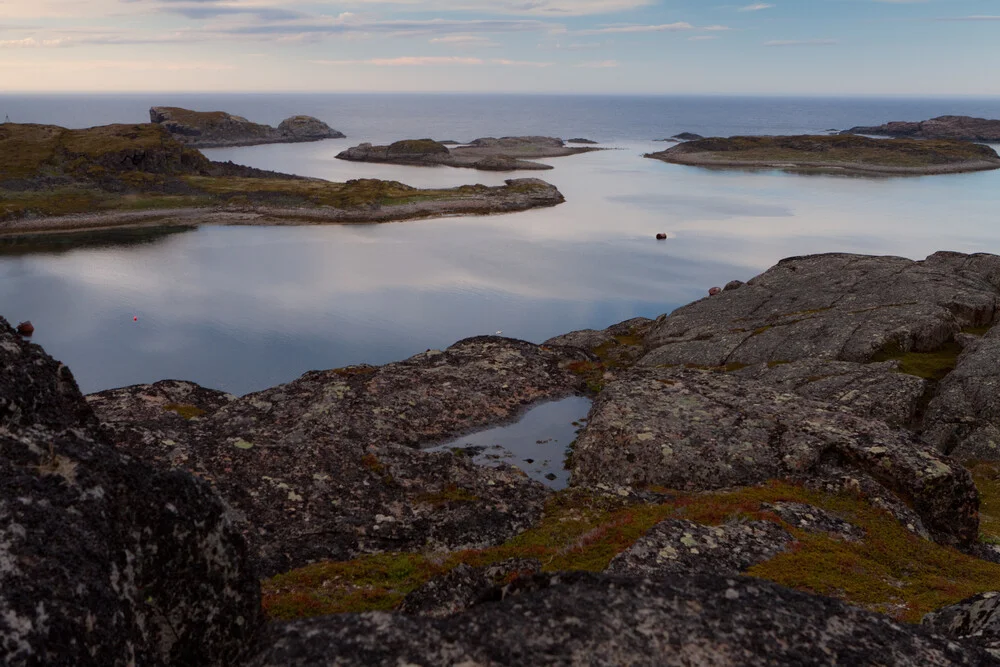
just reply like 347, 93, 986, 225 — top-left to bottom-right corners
133, 316, 138, 322
15, 321, 34, 336
709, 287, 722, 296
656, 233, 667, 240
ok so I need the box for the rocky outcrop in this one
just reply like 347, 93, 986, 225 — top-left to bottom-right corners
249, 572, 999, 666
605, 519, 794, 577
88, 337, 593, 575
0, 317, 261, 666
923, 592, 1000, 658
337, 136, 601, 172
566, 138, 598, 144
570, 366, 978, 547
149, 106, 344, 148
843, 116, 1000, 143
640, 251, 1000, 368
645, 135, 1000, 175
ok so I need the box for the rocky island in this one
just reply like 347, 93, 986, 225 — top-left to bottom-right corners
337, 136, 601, 172
645, 134, 1000, 175
149, 106, 345, 148
14, 250, 1000, 663
0, 122, 565, 237
843, 115, 1000, 143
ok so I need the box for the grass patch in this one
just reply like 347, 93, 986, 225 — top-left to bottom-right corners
163, 403, 207, 420
969, 461, 1000, 542
962, 326, 992, 337
871, 341, 963, 381
262, 481, 1000, 623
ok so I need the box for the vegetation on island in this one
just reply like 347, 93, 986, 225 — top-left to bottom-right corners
646, 134, 1000, 174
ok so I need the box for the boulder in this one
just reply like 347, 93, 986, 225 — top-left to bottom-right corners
14, 321, 32, 336
605, 518, 793, 577
760, 502, 865, 541
90, 337, 592, 575
248, 572, 998, 666
570, 367, 979, 548
277, 115, 343, 141
640, 252, 1000, 369
0, 316, 261, 667
923, 592, 1000, 658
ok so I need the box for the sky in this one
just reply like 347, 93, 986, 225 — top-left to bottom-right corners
1, 0, 999, 94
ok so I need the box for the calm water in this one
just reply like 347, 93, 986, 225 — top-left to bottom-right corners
427, 396, 592, 490
2, 94, 1000, 395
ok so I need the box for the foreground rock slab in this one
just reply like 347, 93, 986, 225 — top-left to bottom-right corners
571, 367, 979, 548
90, 337, 592, 575
249, 572, 997, 666
0, 317, 261, 667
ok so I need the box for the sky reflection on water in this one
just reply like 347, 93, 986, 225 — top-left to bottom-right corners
3, 137, 1000, 395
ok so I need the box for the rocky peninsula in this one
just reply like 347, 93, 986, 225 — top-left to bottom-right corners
645, 134, 1000, 175
337, 136, 601, 172
843, 115, 1000, 143
0, 122, 564, 237
14, 251, 1000, 663
150, 106, 345, 148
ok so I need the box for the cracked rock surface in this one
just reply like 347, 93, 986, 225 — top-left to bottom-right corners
570, 366, 978, 548
89, 337, 591, 575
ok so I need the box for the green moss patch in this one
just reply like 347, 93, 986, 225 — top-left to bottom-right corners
163, 403, 207, 419
262, 481, 1000, 624
871, 341, 964, 381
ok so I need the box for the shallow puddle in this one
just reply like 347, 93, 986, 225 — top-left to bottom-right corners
426, 396, 593, 490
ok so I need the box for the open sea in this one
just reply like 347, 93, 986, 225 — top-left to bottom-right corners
3, 93, 1000, 396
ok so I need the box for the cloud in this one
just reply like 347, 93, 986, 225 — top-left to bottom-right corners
688, 35, 717, 41
0, 36, 67, 47
578, 22, 693, 35
739, 3, 774, 11
311, 55, 483, 65
764, 38, 837, 46
491, 58, 552, 66
334, 0, 656, 16
428, 35, 501, 49
575, 59, 618, 67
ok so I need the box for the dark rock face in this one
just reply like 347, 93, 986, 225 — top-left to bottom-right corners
90, 337, 592, 575
923, 592, 1000, 658
844, 116, 1000, 142
640, 252, 1000, 368
606, 519, 793, 576
923, 330, 1000, 459
149, 106, 344, 148
399, 558, 542, 618
0, 317, 261, 667
570, 366, 978, 548
761, 502, 866, 541
249, 572, 998, 666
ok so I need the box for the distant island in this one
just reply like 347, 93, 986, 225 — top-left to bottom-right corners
0, 122, 564, 237
337, 136, 601, 172
149, 106, 345, 148
842, 115, 1000, 143
645, 134, 1000, 176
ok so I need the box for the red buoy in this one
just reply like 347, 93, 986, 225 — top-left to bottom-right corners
133, 316, 138, 322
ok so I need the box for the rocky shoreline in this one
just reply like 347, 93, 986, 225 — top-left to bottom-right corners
646, 135, 1000, 175
0, 178, 565, 237
12, 251, 1000, 663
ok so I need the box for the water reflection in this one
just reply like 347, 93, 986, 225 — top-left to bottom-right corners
0, 226, 194, 256
426, 396, 593, 490
2, 140, 1000, 396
